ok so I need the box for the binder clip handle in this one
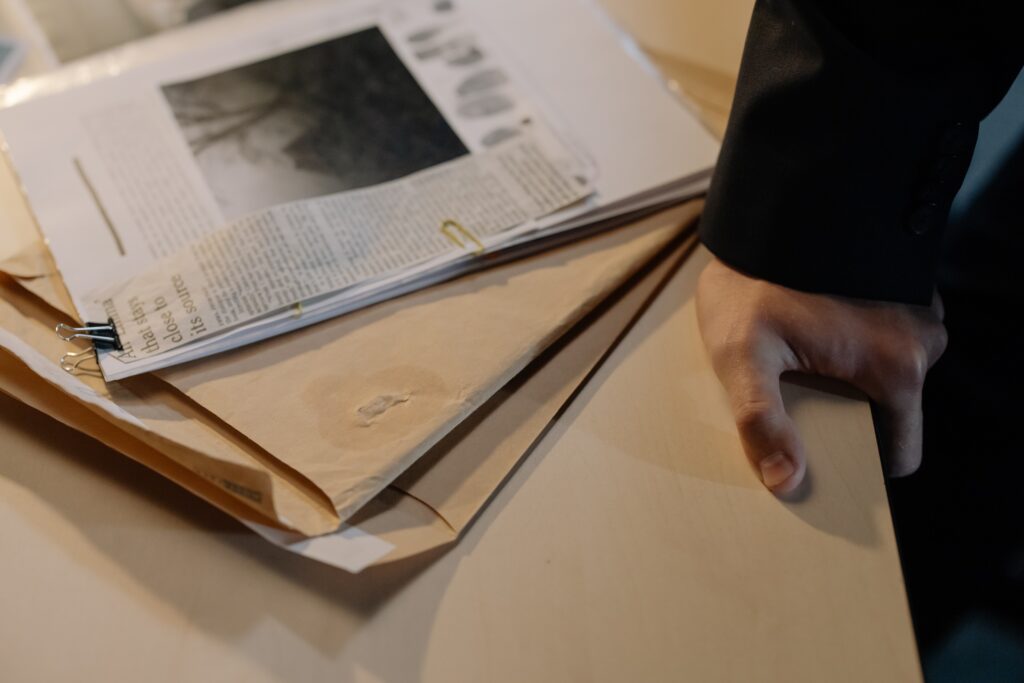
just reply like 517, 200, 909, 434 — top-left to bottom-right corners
60, 349, 98, 374
54, 318, 123, 351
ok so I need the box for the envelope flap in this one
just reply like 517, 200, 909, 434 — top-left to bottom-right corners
391, 232, 697, 532
0, 240, 80, 319
0, 241, 55, 279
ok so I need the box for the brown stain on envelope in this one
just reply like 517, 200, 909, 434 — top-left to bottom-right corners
356, 393, 411, 425
305, 366, 452, 451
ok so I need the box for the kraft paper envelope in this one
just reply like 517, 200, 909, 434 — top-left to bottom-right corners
281, 235, 695, 565
155, 205, 699, 522
0, 221, 695, 569
0, 202, 700, 536
0, 283, 343, 536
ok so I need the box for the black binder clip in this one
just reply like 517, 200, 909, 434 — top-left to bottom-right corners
54, 319, 123, 351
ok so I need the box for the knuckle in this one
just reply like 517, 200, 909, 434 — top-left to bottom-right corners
906, 344, 929, 383
711, 324, 762, 365
898, 346, 929, 387
734, 399, 777, 434
812, 335, 858, 378
876, 339, 928, 390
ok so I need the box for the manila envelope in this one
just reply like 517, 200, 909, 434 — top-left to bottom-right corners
0, 200, 700, 567
0, 206, 696, 565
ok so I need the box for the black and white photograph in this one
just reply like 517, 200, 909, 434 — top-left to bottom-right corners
161, 26, 468, 220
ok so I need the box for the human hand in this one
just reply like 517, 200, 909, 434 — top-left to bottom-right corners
696, 256, 948, 495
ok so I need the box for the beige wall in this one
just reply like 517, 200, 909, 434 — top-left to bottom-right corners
601, 0, 754, 75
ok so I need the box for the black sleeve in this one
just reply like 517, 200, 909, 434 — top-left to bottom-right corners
699, 0, 1023, 305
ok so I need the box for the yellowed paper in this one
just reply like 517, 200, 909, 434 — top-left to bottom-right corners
160, 204, 701, 522
94, 130, 592, 373
365, 234, 697, 562
0, 281, 341, 536
0, 227, 695, 570
0, 202, 699, 534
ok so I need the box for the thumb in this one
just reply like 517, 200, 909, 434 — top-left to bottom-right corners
717, 353, 807, 495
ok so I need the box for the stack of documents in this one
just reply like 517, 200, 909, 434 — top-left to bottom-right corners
0, 0, 717, 378
0, 0, 718, 571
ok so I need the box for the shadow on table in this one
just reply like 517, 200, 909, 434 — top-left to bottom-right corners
0, 391, 464, 682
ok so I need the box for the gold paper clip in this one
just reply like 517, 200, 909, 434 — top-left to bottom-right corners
440, 219, 485, 255
59, 348, 99, 375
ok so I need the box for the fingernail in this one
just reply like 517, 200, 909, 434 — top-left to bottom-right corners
760, 452, 795, 489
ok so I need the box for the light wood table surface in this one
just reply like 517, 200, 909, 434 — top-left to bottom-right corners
0, 246, 921, 682
0, 1, 922, 681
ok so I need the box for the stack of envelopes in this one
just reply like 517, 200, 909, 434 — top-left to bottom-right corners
0, 0, 725, 572
0, 199, 702, 571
